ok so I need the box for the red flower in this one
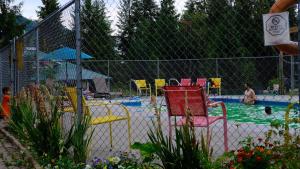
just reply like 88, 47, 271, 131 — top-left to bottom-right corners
245, 152, 252, 158
256, 156, 262, 161
237, 157, 243, 163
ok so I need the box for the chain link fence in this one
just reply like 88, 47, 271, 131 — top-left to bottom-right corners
1, 0, 300, 162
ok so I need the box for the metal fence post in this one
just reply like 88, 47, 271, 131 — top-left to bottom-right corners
36, 28, 40, 85
291, 56, 294, 90
75, 0, 83, 122
298, 2, 300, 103
216, 58, 219, 77
279, 52, 284, 94
157, 60, 160, 78
108, 60, 110, 91
12, 37, 16, 95
10, 42, 14, 96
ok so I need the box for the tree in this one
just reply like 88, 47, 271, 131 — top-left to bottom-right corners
37, 0, 65, 52
0, 0, 25, 48
155, 0, 179, 59
178, 0, 209, 59
127, 0, 159, 59
37, 0, 59, 19
117, 0, 132, 57
81, 0, 116, 60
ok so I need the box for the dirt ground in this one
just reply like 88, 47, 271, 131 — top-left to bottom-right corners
0, 131, 33, 169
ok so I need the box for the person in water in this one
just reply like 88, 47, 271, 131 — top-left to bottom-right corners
265, 106, 272, 115
242, 83, 256, 105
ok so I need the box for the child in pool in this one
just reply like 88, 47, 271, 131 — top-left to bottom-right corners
265, 106, 272, 115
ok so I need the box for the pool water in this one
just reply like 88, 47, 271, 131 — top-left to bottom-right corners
209, 103, 300, 127
134, 97, 299, 127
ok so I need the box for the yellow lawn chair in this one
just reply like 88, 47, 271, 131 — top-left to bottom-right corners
155, 79, 166, 97
134, 80, 151, 96
208, 78, 221, 95
65, 87, 131, 148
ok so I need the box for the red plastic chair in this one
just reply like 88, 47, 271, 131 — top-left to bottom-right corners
180, 78, 192, 86
163, 86, 228, 152
196, 78, 207, 87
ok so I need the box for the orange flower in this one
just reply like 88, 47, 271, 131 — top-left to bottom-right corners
255, 146, 264, 152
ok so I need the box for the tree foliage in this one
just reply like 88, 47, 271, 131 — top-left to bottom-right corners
0, 0, 25, 48
81, 0, 116, 60
37, 0, 60, 19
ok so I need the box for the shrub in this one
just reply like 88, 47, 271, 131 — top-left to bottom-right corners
132, 121, 213, 169
9, 85, 94, 166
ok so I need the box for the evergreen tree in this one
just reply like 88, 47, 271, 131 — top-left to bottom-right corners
37, 0, 64, 52
155, 0, 179, 59
127, 0, 159, 59
117, 0, 132, 57
0, 0, 25, 48
81, 0, 116, 60
141, 0, 158, 21
37, 0, 59, 19
178, 0, 209, 59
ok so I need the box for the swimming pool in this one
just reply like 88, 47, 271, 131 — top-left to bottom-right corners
115, 96, 299, 127
209, 103, 300, 127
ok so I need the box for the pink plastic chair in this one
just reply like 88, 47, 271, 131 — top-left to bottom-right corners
180, 78, 192, 86
163, 86, 228, 152
196, 78, 207, 87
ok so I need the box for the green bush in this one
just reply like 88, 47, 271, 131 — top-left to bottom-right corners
132, 121, 214, 169
8, 85, 94, 166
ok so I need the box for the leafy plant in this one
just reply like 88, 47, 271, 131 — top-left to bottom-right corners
40, 154, 85, 169
66, 114, 95, 163
91, 151, 152, 169
8, 85, 94, 166
132, 120, 214, 169
268, 78, 279, 88
227, 137, 273, 169
221, 103, 300, 169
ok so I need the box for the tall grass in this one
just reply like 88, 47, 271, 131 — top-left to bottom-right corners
132, 118, 214, 169
66, 115, 95, 163
8, 85, 94, 164
147, 122, 213, 169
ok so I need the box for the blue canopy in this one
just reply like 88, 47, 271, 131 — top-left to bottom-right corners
39, 47, 93, 61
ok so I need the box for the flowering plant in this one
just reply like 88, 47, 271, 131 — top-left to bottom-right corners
92, 152, 142, 169
228, 137, 273, 169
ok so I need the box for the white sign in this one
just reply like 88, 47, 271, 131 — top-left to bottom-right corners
263, 12, 290, 46
25, 47, 37, 51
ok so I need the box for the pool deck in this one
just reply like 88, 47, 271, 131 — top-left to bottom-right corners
63, 95, 297, 161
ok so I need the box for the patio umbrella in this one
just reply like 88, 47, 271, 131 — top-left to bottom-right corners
39, 47, 93, 81
39, 47, 93, 61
